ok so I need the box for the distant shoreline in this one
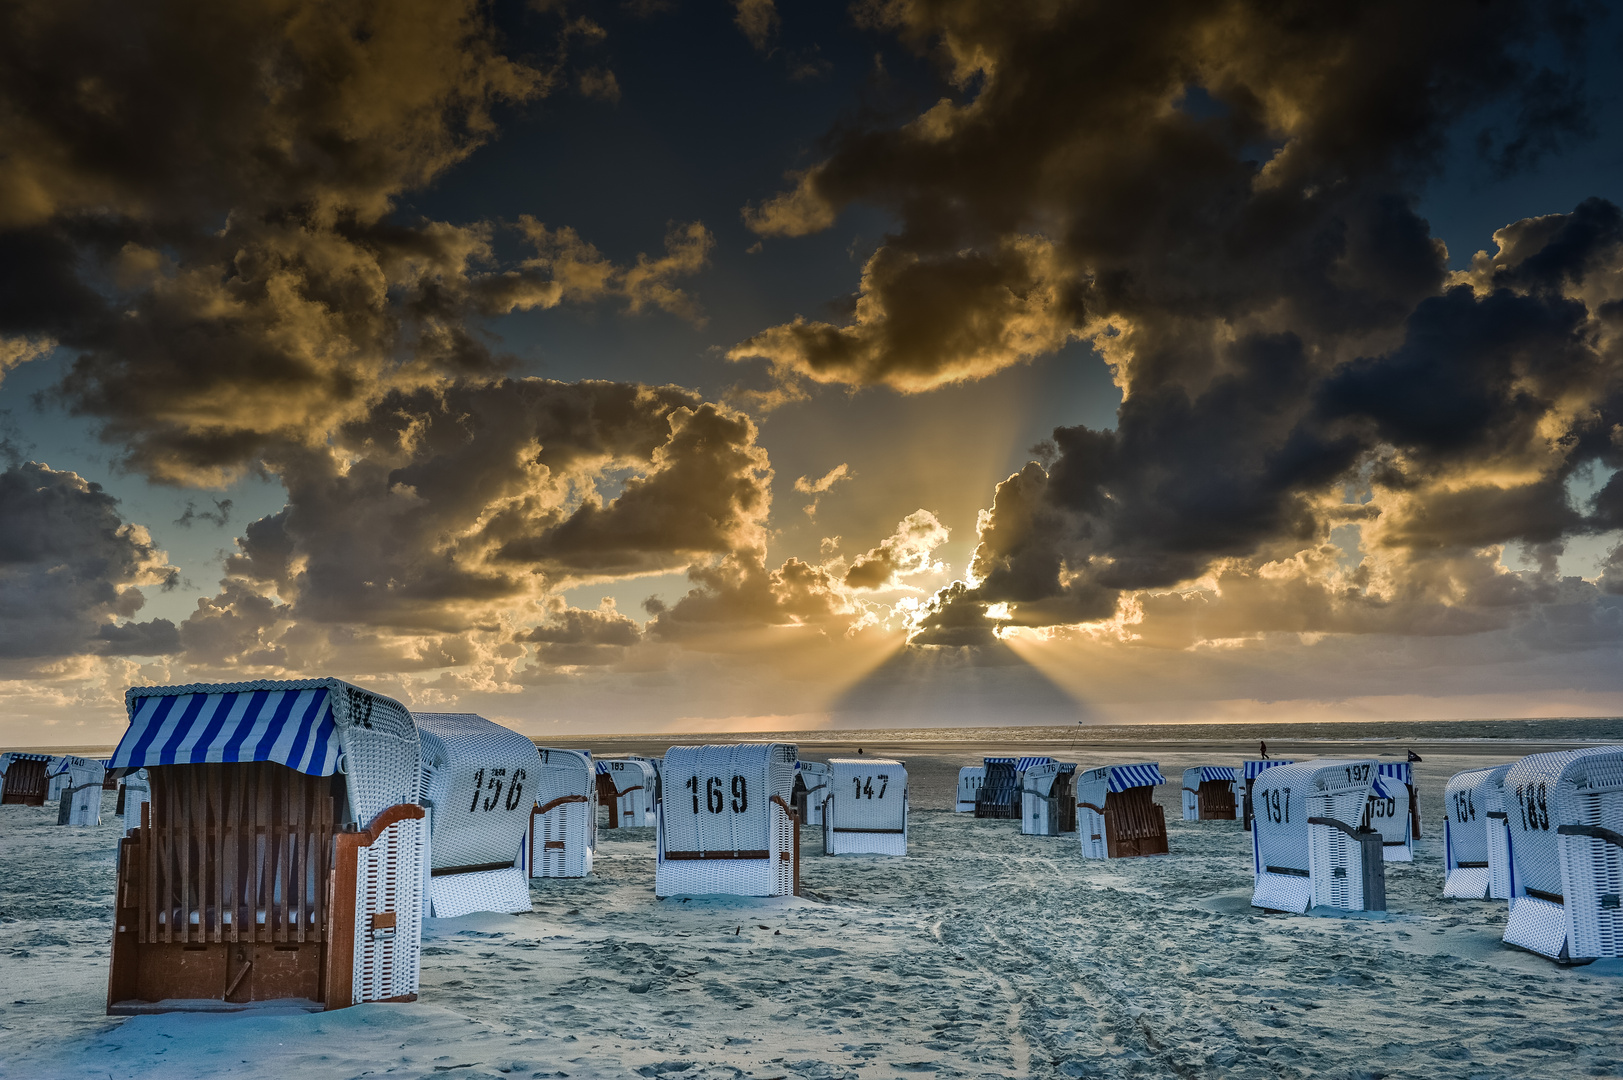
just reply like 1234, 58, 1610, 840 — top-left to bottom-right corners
12, 714, 1620, 759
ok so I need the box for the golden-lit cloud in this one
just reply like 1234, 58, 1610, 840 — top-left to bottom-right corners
728, 237, 1075, 391
844, 510, 950, 590
793, 462, 850, 517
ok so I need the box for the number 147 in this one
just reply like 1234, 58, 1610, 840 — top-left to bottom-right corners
854, 774, 889, 799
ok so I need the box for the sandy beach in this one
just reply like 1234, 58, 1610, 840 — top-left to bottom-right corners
4, 730, 1623, 1079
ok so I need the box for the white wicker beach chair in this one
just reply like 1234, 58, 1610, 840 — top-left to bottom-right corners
955, 766, 984, 813
1076, 764, 1167, 859
42, 755, 70, 802
529, 748, 596, 879
824, 757, 908, 855
104, 678, 426, 1013
1020, 761, 1077, 836
1250, 759, 1387, 914
1483, 764, 1517, 900
117, 768, 151, 823
0, 752, 54, 806
627, 754, 663, 787
1501, 746, 1623, 962
49, 756, 106, 826
1442, 764, 1514, 899
598, 758, 657, 828
1241, 759, 1294, 831
1367, 762, 1416, 861
656, 743, 799, 897
1181, 768, 1201, 822
793, 759, 831, 826
1181, 766, 1238, 822
415, 713, 538, 918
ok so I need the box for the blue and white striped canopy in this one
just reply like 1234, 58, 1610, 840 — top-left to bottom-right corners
595, 760, 610, 774
1243, 759, 1293, 779
109, 686, 339, 777
1015, 756, 1054, 771
1106, 763, 1165, 792
1197, 766, 1236, 783
1058, 762, 1077, 774
983, 757, 1015, 766
1377, 761, 1411, 785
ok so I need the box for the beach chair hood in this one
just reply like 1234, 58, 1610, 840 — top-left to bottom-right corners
1502, 746, 1623, 961
1077, 763, 1166, 807
531, 747, 596, 878
825, 757, 908, 855
657, 743, 800, 897
1442, 763, 1514, 899
415, 712, 539, 917
1243, 759, 1293, 779
108, 678, 420, 824
1250, 758, 1383, 912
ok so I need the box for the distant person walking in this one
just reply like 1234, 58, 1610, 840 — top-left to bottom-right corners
1259, 741, 1269, 759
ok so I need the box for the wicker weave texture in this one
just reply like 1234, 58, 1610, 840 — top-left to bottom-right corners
51, 758, 105, 826
600, 759, 656, 827
428, 868, 532, 918
1442, 765, 1511, 898
416, 713, 539, 881
659, 744, 796, 855
1249, 822, 1312, 912
824, 758, 907, 856
530, 748, 596, 878
1547, 748, 1623, 958
1019, 762, 1075, 836
1249, 759, 1379, 912
1365, 781, 1413, 862
1181, 768, 1203, 821
627, 756, 664, 795
1310, 790, 1375, 910
1482, 766, 1516, 899
1078, 806, 1107, 859
119, 769, 151, 822
955, 767, 983, 812
796, 760, 830, 826
353, 812, 424, 1004
1504, 748, 1620, 902
330, 684, 421, 827
1503, 894, 1572, 960
656, 743, 798, 897
60, 782, 103, 826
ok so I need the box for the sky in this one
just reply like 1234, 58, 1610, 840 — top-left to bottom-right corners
3, 0, 1623, 746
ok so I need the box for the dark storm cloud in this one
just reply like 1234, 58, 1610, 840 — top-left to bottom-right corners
201, 378, 772, 633
914, 201, 1623, 644
0, 462, 178, 659
0, 0, 714, 486
0, 0, 537, 481
734, 0, 1594, 392
521, 604, 642, 666
723, 0, 1623, 646
643, 553, 857, 639
0, 0, 541, 228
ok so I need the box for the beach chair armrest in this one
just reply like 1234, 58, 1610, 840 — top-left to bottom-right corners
1557, 823, 1623, 850
1307, 815, 1376, 838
